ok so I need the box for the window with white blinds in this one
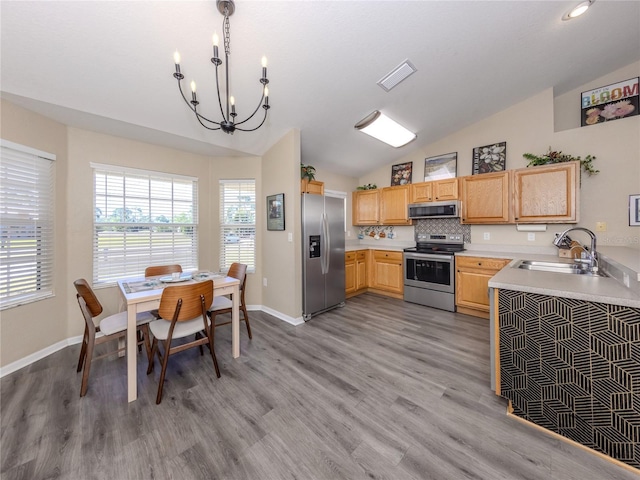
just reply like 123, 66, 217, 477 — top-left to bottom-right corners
93, 164, 198, 285
0, 140, 55, 310
219, 179, 255, 273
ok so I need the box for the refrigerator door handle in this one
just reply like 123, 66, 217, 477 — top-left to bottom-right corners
323, 212, 331, 274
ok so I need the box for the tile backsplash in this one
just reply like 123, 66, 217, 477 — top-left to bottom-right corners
414, 218, 471, 243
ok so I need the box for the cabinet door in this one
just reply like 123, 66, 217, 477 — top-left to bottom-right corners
380, 185, 412, 225
460, 172, 511, 224
410, 182, 433, 203
513, 162, 578, 223
352, 190, 380, 225
456, 269, 493, 312
356, 251, 367, 290
371, 251, 403, 294
345, 252, 356, 294
433, 178, 459, 201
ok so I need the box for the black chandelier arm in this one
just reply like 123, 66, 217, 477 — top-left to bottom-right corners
213, 63, 227, 122
234, 91, 266, 127
177, 80, 223, 129
234, 107, 269, 132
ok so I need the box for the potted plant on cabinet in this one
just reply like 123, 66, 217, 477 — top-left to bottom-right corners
301, 163, 324, 195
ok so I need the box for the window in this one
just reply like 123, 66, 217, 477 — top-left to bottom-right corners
219, 180, 255, 273
93, 164, 198, 285
0, 140, 55, 310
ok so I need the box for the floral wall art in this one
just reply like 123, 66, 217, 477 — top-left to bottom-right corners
581, 77, 639, 127
472, 141, 506, 175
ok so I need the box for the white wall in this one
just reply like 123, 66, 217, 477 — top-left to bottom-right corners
357, 61, 640, 250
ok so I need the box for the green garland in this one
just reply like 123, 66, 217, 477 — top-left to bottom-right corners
523, 148, 599, 176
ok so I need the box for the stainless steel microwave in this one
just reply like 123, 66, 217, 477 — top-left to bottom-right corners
408, 200, 460, 219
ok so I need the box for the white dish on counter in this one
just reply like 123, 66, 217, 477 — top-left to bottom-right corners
159, 274, 192, 283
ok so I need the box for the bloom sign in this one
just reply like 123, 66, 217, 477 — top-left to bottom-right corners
581, 77, 638, 127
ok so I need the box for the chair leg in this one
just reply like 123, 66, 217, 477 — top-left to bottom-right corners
137, 330, 143, 353
80, 339, 94, 397
140, 324, 153, 362
207, 326, 221, 378
77, 330, 88, 372
156, 339, 171, 404
147, 337, 158, 375
242, 306, 252, 339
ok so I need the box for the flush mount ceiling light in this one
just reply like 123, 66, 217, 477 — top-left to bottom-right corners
354, 111, 416, 148
562, 0, 595, 20
172, 0, 270, 134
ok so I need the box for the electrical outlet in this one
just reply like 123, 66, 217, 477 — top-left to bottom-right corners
263, 277, 268, 287
596, 222, 607, 232
527, 233, 536, 241
483, 232, 490, 240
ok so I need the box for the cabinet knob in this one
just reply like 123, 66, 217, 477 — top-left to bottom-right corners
478, 262, 482, 266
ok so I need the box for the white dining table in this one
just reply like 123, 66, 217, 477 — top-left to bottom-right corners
117, 273, 240, 402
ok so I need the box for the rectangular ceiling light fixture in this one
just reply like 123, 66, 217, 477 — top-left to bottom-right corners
377, 60, 417, 92
354, 111, 416, 148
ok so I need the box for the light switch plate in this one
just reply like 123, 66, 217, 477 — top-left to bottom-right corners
527, 233, 535, 241
483, 232, 490, 240
288, 232, 293, 242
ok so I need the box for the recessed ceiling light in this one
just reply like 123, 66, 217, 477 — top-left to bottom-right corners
354, 111, 416, 148
562, 0, 595, 21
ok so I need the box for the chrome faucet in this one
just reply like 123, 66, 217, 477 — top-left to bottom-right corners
553, 227, 598, 272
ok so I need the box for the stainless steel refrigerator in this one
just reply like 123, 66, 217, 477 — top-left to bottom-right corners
302, 194, 345, 320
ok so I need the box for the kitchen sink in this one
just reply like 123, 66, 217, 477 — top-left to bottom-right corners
512, 259, 608, 277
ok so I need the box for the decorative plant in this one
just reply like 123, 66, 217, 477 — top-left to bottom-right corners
356, 183, 377, 190
300, 163, 316, 181
523, 147, 599, 176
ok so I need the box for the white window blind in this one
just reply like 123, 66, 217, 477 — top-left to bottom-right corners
93, 164, 198, 285
219, 179, 255, 273
0, 140, 55, 310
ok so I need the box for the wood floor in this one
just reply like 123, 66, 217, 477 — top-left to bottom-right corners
2, 293, 637, 480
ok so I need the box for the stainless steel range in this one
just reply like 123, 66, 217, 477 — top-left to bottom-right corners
403, 233, 465, 312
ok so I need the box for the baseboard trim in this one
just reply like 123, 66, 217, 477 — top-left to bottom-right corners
0, 335, 83, 378
1, 305, 303, 378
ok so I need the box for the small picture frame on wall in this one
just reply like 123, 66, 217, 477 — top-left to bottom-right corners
391, 162, 412, 186
267, 193, 285, 231
424, 152, 457, 181
629, 194, 640, 226
472, 141, 506, 175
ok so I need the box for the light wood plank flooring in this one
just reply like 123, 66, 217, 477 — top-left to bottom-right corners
2, 294, 637, 479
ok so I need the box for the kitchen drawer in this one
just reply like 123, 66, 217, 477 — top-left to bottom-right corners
357, 251, 366, 260
456, 256, 511, 270
373, 250, 403, 262
346, 252, 357, 261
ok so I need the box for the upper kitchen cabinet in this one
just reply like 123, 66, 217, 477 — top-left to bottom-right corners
380, 185, 412, 225
460, 171, 511, 224
513, 161, 579, 223
352, 189, 380, 225
410, 178, 459, 203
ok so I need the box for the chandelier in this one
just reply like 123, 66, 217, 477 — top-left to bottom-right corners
172, 0, 270, 135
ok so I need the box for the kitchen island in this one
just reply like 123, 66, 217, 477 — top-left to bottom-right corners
488, 250, 640, 471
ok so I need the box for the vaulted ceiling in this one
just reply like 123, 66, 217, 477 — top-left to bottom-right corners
2, 1, 639, 177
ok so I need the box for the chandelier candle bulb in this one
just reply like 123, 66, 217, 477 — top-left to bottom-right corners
173, 50, 183, 79
264, 86, 269, 107
261, 56, 268, 79
230, 96, 236, 116
212, 33, 219, 59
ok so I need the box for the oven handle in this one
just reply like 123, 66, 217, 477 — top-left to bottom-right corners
404, 252, 454, 262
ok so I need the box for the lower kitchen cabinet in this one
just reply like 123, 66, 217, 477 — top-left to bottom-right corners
455, 256, 511, 319
369, 250, 403, 298
345, 250, 368, 298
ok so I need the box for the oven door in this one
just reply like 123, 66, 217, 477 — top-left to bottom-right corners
403, 252, 454, 294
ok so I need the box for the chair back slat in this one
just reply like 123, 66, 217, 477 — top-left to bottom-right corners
73, 278, 103, 317
159, 280, 213, 322
227, 263, 247, 291
145, 264, 182, 277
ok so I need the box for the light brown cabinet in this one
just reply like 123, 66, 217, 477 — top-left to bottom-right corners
345, 250, 368, 298
455, 256, 511, 319
380, 185, 412, 225
352, 190, 380, 225
352, 186, 412, 226
369, 250, 403, 298
460, 171, 511, 224
513, 161, 579, 223
410, 178, 459, 203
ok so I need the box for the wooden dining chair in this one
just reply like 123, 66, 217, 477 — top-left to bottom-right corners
145, 264, 182, 278
146, 280, 220, 404
73, 278, 154, 397
207, 262, 251, 339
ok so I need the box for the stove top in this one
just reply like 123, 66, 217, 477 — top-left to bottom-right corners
404, 233, 465, 255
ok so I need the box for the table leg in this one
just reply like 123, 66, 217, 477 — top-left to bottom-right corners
232, 283, 240, 358
127, 305, 137, 402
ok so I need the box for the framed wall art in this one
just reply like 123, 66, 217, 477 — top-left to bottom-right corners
390, 162, 412, 186
472, 141, 506, 175
581, 77, 639, 127
629, 194, 640, 226
424, 152, 457, 181
267, 193, 285, 231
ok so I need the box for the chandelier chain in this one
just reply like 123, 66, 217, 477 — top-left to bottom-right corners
223, 7, 231, 56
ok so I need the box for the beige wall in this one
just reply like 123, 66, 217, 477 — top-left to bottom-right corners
261, 129, 302, 318
358, 61, 640, 249
1, 100, 69, 366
